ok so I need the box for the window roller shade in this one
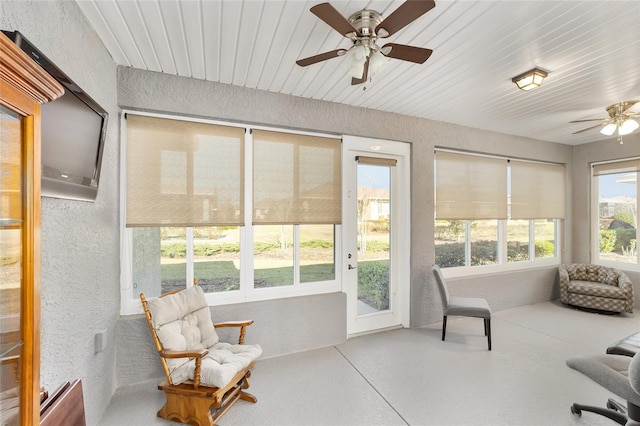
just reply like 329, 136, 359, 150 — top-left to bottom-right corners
356, 156, 397, 167
435, 151, 508, 220
511, 160, 565, 219
126, 114, 245, 227
253, 130, 341, 224
593, 159, 640, 176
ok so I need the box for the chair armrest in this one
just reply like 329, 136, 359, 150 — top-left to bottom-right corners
617, 270, 634, 298
214, 320, 254, 328
160, 349, 208, 359
558, 264, 570, 304
558, 264, 569, 285
160, 349, 208, 389
214, 320, 255, 344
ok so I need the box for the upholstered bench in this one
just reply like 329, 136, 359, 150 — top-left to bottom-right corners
608, 332, 640, 357
559, 263, 633, 313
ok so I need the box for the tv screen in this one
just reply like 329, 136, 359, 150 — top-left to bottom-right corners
2, 30, 108, 202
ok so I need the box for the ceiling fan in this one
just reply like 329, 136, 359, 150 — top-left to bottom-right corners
571, 100, 640, 142
296, 1, 435, 85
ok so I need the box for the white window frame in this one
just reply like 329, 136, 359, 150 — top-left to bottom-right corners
441, 219, 561, 278
591, 158, 640, 272
119, 110, 342, 315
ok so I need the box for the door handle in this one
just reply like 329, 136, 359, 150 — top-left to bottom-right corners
348, 264, 357, 270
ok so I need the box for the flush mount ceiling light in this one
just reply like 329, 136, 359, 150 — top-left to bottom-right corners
571, 100, 640, 144
511, 67, 548, 91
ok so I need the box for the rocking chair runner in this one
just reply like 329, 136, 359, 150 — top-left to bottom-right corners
140, 285, 262, 426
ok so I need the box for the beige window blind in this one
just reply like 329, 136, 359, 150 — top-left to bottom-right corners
126, 114, 245, 227
435, 151, 508, 220
510, 160, 565, 219
593, 159, 640, 176
253, 130, 341, 224
355, 156, 397, 167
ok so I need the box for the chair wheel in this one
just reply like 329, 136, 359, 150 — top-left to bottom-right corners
571, 405, 582, 416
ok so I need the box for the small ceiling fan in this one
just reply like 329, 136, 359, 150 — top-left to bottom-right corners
571, 100, 640, 142
296, 1, 435, 85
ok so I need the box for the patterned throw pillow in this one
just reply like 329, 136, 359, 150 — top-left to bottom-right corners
586, 264, 599, 282
605, 270, 620, 286
569, 264, 586, 280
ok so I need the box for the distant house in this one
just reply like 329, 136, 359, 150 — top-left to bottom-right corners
358, 187, 390, 221
599, 196, 637, 218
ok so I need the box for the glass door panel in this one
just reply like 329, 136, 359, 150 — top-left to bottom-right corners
357, 164, 391, 315
0, 105, 23, 424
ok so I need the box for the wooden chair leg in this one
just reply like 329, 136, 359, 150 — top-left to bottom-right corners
238, 370, 257, 403
239, 391, 257, 403
442, 316, 447, 341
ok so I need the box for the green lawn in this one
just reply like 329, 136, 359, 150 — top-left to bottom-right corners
161, 259, 335, 285
160, 258, 387, 307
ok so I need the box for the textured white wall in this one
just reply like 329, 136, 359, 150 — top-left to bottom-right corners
1, 1, 119, 424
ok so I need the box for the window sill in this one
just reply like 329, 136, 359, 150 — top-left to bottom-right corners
442, 257, 560, 279
120, 280, 342, 316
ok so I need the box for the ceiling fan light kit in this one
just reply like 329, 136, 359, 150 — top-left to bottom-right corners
571, 100, 640, 143
600, 123, 617, 136
296, 1, 436, 86
617, 118, 639, 136
512, 67, 548, 91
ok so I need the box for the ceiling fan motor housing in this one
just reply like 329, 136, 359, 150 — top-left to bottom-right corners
607, 100, 639, 118
348, 9, 383, 42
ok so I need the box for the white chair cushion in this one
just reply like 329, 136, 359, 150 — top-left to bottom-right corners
146, 286, 220, 372
172, 342, 263, 388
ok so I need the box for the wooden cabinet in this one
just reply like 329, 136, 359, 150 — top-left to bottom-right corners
0, 32, 63, 425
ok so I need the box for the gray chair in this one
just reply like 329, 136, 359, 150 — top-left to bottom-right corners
567, 351, 640, 425
431, 264, 492, 350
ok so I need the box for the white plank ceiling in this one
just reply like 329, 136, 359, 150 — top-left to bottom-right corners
76, 0, 640, 145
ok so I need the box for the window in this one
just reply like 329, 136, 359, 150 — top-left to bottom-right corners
434, 150, 563, 273
121, 112, 341, 314
593, 159, 639, 268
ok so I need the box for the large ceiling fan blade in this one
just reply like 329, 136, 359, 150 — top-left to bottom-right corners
296, 49, 348, 67
310, 3, 358, 37
569, 118, 608, 123
381, 43, 432, 64
351, 58, 369, 85
626, 103, 640, 114
376, 0, 436, 38
572, 124, 605, 135
622, 100, 640, 112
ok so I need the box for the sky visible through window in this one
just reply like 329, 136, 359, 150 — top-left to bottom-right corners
600, 173, 637, 198
358, 165, 389, 189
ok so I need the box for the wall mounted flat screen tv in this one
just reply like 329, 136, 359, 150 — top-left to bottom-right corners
2, 30, 108, 202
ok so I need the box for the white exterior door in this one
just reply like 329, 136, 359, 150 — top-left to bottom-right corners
342, 135, 410, 335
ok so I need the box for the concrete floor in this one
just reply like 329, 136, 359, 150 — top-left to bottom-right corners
98, 300, 640, 426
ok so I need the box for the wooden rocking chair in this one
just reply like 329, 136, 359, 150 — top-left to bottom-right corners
140, 285, 262, 426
